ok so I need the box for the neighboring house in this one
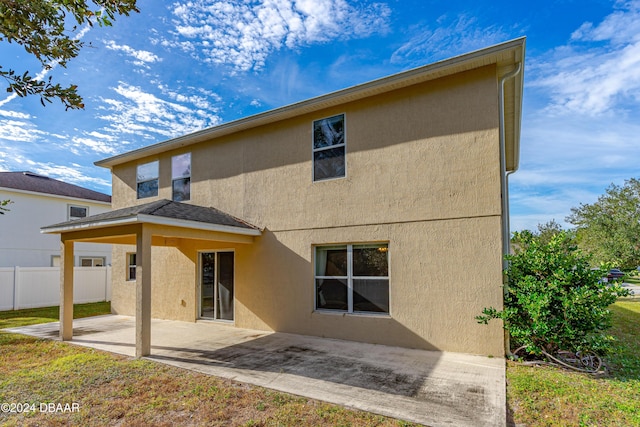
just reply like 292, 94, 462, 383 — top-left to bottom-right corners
44, 38, 525, 358
0, 171, 112, 267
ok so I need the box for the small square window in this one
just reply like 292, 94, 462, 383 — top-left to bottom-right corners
68, 205, 88, 220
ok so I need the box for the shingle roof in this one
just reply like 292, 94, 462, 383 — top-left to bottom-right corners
42, 199, 260, 234
0, 171, 111, 203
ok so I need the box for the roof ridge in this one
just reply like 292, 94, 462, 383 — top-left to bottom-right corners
140, 199, 173, 216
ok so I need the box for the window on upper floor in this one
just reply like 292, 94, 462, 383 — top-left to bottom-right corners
313, 113, 345, 182
137, 160, 159, 199
315, 242, 389, 314
68, 205, 88, 220
172, 153, 191, 202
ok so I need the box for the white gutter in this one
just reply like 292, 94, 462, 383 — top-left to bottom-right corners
498, 62, 523, 356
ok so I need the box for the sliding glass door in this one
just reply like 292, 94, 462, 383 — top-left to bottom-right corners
200, 251, 234, 321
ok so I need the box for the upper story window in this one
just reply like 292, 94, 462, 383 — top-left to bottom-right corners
137, 160, 159, 199
172, 153, 191, 202
313, 114, 345, 182
68, 205, 88, 220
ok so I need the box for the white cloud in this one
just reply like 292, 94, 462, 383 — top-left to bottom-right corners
97, 82, 222, 143
28, 163, 111, 188
390, 14, 511, 65
0, 109, 31, 119
0, 120, 45, 142
165, 0, 391, 72
528, 1, 640, 116
509, 1, 640, 232
104, 40, 162, 68
71, 136, 119, 155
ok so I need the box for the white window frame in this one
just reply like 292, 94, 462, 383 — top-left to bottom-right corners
68, 204, 88, 220
312, 113, 346, 182
136, 160, 159, 199
171, 153, 191, 202
314, 242, 390, 315
80, 257, 106, 267
127, 253, 136, 281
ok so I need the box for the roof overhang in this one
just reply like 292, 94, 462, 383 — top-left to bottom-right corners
41, 213, 262, 237
41, 200, 262, 245
95, 37, 526, 172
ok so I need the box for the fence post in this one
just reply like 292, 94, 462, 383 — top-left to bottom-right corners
13, 266, 19, 311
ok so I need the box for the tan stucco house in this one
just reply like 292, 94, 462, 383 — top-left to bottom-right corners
43, 38, 525, 358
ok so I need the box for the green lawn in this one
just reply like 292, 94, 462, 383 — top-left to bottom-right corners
0, 302, 111, 329
625, 276, 640, 285
507, 300, 640, 426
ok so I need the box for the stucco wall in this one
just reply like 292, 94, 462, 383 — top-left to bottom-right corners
111, 244, 197, 322
109, 64, 506, 355
233, 216, 504, 355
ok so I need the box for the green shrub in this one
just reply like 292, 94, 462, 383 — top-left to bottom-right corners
477, 230, 629, 355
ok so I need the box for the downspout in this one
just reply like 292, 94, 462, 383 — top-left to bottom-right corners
498, 62, 522, 356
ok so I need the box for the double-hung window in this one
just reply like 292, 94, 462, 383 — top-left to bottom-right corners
315, 243, 389, 314
137, 161, 159, 199
313, 114, 345, 181
172, 153, 191, 201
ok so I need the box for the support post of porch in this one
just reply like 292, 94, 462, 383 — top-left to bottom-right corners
135, 225, 152, 357
60, 239, 74, 340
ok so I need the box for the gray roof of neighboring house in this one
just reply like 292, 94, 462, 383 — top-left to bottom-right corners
42, 199, 260, 234
0, 171, 111, 203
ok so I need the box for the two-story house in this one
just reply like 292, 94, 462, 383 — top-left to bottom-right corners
43, 38, 525, 358
0, 171, 112, 267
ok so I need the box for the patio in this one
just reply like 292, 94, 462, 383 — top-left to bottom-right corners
8, 315, 506, 427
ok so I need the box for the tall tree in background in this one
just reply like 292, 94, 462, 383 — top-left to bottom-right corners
0, 0, 139, 109
567, 178, 640, 268
511, 219, 572, 251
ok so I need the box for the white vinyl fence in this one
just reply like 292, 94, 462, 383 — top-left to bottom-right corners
0, 266, 111, 311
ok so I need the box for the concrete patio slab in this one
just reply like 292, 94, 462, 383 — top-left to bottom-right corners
7, 315, 506, 427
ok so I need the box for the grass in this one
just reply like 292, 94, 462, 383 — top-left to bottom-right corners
0, 302, 111, 329
506, 300, 640, 426
0, 303, 416, 426
625, 276, 640, 285
2, 301, 638, 426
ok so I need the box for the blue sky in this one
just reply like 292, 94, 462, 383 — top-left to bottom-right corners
1, 0, 639, 231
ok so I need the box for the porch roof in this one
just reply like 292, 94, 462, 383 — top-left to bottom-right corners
41, 199, 261, 237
